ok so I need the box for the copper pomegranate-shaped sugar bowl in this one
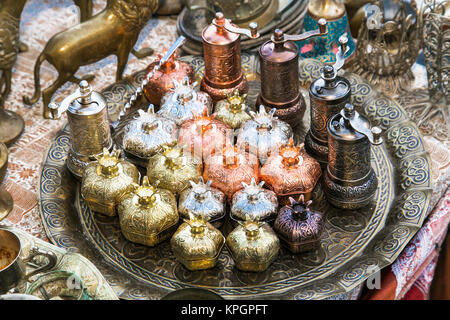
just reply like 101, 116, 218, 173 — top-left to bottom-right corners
143, 48, 195, 106
117, 177, 179, 247
274, 195, 324, 253
231, 178, 278, 224
122, 105, 178, 160
81, 148, 140, 216
178, 177, 226, 228
213, 90, 252, 129
226, 215, 280, 272
178, 109, 232, 161
171, 213, 225, 271
146, 144, 202, 195
157, 78, 213, 125
260, 139, 321, 205
203, 144, 259, 200
237, 105, 293, 165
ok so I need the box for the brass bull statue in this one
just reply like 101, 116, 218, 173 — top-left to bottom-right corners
23, 0, 159, 119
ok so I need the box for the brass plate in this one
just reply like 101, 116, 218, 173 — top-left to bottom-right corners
38, 55, 432, 300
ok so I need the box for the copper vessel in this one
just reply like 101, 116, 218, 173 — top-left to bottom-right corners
178, 177, 226, 228
143, 46, 195, 106
146, 144, 202, 195
274, 195, 324, 253
260, 138, 322, 206
230, 178, 278, 224
81, 148, 140, 216
203, 144, 259, 200
256, 19, 328, 127
226, 215, 280, 272
178, 109, 232, 161
48, 81, 112, 179
117, 177, 179, 247
200, 12, 259, 102
171, 213, 225, 271
213, 90, 252, 129
158, 78, 213, 126
324, 103, 382, 209
305, 36, 350, 167
236, 105, 293, 165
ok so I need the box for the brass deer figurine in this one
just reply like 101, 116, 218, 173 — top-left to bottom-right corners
23, 0, 159, 119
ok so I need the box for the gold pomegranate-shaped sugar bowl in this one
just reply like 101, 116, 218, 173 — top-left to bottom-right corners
171, 213, 225, 271
122, 105, 178, 160
226, 215, 280, 272
178, 177, 226, 228
81, 148, 140, 216
146, 144, 202, 195
117, 177, 179, 247
213, 90, 252, 129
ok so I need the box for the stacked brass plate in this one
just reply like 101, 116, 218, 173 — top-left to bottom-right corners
177, 0, 308, 54
38, 55, 432, 300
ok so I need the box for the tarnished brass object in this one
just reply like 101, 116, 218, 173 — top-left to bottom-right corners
48, 81, 112, 179
260, 138, 322, 206
0, 0, 26, 145
274, 195, 324, 253
23, 0, 158, 118
81, 148, 140, 216
143, 38, 195, 106
158, 78, 213, 125
178, 109, 232, 161
324, 103, 382, 209
299, 0, 356, 63
178, 177, 226, 228
226, 215, 280, 272
237, 105, 293, 165
118, 177, 178, 247
171, 214, 225, 271
122, 105, 178, 160
74, 0, 94, 22
146, 144, 202, 195
230, 178, 278, 224
200, 12, 259, 102
256, 19, 328, 127
213, 90, 252, 129
203, 144, 259, 200
305, 36, 350, 167
0, 142, 13, 222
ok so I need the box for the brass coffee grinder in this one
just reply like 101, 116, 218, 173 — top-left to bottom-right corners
304, 35, 350, 166
256, 19, 328, 127
324, 103, 383, 209
200, 12, 259, 102
48, 81, 112, 179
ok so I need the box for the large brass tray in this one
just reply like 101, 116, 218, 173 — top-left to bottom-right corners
38, 54, 432, 300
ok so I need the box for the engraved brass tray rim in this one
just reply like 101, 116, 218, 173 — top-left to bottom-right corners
38, 55, 432, 300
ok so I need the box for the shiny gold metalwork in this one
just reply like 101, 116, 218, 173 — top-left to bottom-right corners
274, 195, 325, 253
213, 90, 252, 129
226, 215, 279, 272
171, 213, 225, 271
74, 0, 94, 22
308, 0, 346, 20
203, 144, 259, 200
0, 142, 12, 222
260, 138, 322, 206
0, 0, 26, 145
200, 12, 259, 102
23, 0, 159, 119
118, 177, 178, 247
81, 148, 140, 216
146, 144, 202, 195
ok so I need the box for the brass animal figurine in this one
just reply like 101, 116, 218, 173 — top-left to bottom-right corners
23, 0, 158, 119
0, 0, 28, 108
